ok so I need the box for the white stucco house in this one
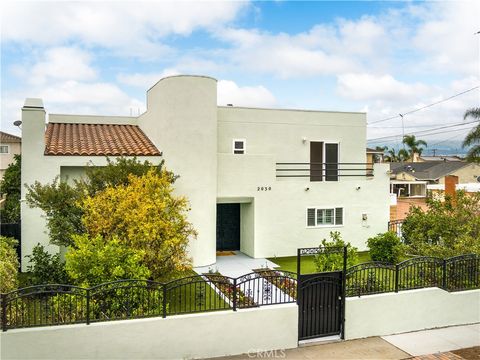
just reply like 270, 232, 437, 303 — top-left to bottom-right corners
20, 75, 390, 270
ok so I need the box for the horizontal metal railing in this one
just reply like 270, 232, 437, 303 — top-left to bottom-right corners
346, 254, 479, 297
0, 271, 297, 332
276, 162, 374, 180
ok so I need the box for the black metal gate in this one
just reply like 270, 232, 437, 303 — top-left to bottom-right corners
297, 247, 346, 341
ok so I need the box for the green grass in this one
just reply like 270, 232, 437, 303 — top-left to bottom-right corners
268, 251, 371, 274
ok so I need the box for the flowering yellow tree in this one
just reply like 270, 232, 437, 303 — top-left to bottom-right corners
80, 169, 196, 280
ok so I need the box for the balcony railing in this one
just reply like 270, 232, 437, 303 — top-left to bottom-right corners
275, 162, 374, 181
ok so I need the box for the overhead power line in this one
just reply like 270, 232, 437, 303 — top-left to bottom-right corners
367, 86, 480, 125
367, 119, 479, 142
368, 126, 475, 144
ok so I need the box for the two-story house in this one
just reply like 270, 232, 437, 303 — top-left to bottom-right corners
0, 131, 21, 179
20, 75, 390, 270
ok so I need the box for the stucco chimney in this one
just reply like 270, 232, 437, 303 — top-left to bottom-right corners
21, 98, 47, 271
444, 175, 458, 202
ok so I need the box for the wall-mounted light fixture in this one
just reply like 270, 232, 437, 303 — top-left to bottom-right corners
302, 137, 307, 144
305, 187, 310, 191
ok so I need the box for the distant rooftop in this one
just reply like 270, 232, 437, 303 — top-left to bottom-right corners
0, 131, 21, 143
390, 161, 468, 181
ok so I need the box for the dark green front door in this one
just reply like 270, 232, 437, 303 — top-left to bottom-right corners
216, 204, 240, 251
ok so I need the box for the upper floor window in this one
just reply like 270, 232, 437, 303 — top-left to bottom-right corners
310, 142, 338, 182
0, 145, 9, 154
233, 139, 246, 155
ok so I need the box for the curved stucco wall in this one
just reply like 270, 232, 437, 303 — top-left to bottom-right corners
138, 76, 218, 266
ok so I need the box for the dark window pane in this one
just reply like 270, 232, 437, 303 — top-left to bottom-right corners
335, 208, 343, 225
307, 208, 316, 226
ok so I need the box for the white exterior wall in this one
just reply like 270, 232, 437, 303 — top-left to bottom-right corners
345, 288, 480, 340
138, 76, 218, 267
0, 304, 298, 360
217, 106, 389, 254
20, 75, 390, 266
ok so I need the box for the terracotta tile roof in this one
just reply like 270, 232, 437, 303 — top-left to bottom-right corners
0, 131, 21, 143
44, 123, 161, 156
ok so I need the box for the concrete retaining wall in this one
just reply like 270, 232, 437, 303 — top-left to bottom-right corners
0, 304, 298, 360
345, 288, 480, 340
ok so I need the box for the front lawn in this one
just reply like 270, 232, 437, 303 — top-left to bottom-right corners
268, 251, 371, 274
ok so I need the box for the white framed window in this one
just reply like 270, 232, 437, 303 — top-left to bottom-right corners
306, 207, 343, 227
232, 139, 246, 155
0, 145, 9, 154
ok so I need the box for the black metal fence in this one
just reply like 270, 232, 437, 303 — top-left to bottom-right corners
388, 220, 403, 239
346, 254, 479, 297
0, 271, 297, 332
275, 162, 374, 181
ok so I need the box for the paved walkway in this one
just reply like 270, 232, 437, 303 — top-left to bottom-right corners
194, 252, 278, 278
213, 324, 480, 360
382, 324, 480, 356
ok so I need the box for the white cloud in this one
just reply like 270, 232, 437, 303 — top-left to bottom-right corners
411, 1, 480, 76
117, 69, 180, 88
29, 47, 97, 85
217, 80, 276, 107
2, 1, 249, 58
337, 73, 431, 102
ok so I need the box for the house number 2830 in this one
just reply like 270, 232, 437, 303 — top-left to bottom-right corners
257, 186, 272, 191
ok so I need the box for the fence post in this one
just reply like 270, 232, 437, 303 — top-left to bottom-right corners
86, 288, 90, 325
1, 293, 7, 332
442, 259, 447, 290
232, 278, 237, 312
341, 246, 347, 340
395, 264, 399, 293
162, 285, 167, 318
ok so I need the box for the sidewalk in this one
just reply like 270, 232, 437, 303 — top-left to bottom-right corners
214, 324, 480, 360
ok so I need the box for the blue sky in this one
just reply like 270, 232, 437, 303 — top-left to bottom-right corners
2, 1, 479, 153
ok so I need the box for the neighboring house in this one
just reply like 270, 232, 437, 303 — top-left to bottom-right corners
366, 147, 384, 164
20, 75, 390, 271
0, 131, 21, 179
389, 161, 480, 198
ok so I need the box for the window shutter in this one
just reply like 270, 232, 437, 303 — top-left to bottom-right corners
335, 208, 343, 225
307, 208, 316, 227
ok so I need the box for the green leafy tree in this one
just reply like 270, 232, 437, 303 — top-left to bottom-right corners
462, 107, 480, 163
402, 190, 480, 257
0, 236, 19, 292
80, 169, 196, 281
0, 154, 21, 223
367, 232, 405, 264
25, 157, 169, 247
65, 234, 151, 287
26, 244, 70, 285
25, 179, 84, 247
313, 232, 358, 272
402, 135, 427, 159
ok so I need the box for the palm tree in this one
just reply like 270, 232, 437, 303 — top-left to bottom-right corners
462, 107, 480, 163
402, 135, 427, 160
384, 147, 409, 162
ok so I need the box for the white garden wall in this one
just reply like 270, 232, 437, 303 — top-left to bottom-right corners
0, 304, 298, 360
345, 288, 480, 340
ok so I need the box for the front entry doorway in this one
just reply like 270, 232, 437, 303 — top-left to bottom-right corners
216, 203, 240, 251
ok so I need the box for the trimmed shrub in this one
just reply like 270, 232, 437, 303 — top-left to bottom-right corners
367, 232, 404, 264
314, 231, 358, 272
26, 243, 70, 285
